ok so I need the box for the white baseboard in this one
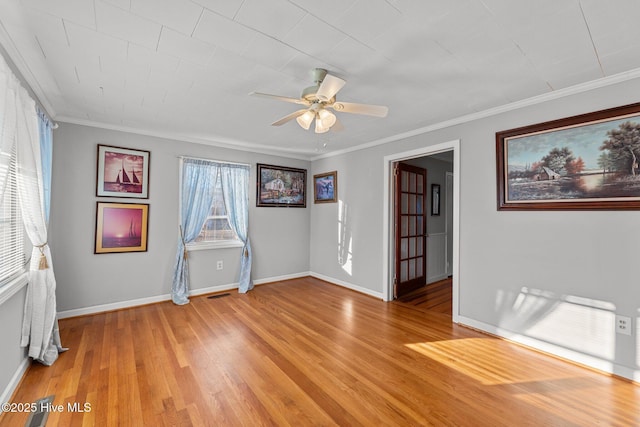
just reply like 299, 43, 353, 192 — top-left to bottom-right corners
57, 271, 311, 319
456, 315, 639, 383
0, 357, 29, 407
309, 272, 385, 299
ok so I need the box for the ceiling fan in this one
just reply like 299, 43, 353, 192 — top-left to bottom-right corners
249, 68, 389, 134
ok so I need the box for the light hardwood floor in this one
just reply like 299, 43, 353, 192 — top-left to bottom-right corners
2, 277, 639, 426
395, 277, 453, 314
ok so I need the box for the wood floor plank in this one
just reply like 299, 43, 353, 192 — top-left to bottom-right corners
1, 277, 638, 426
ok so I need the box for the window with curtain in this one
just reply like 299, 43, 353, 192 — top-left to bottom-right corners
181, 162, 243, 250
0, 145, 25, 287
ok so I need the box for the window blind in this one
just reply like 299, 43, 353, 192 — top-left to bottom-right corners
0, 145, 25, 286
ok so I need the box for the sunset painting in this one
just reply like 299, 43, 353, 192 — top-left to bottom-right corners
95, 202, 149, 253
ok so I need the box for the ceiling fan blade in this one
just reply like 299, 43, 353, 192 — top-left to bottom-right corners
316, 74, 346, 102
249, 92, 309, 105
271, 109, 309, 126
331, 101, 388, 118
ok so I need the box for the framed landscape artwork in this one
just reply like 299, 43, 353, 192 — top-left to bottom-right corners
95, 202, 149, 254
314, 171, 337, 203
257, 163, 306, 207
496, 102, 640, 210
97, 144, 150, 199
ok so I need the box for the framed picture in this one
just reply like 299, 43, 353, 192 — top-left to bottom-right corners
257, 163, 306, 207
97, 144, 150, 198
95, 202, 149, 254
497, 102, 640, 210
431, 184, 440, 216
314, 171, 337, 203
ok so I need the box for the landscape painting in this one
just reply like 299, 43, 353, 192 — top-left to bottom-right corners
496, 103, 640, 210
257, 163, 306, 207
95, 202, 149, 253
97, 144, 150, 199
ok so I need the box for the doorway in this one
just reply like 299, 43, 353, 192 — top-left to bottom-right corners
382, 140, 460, 323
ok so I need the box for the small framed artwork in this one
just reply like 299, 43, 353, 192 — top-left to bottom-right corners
257, 163, 306, 207
314, 171, 337, 203
97, 144, 150, 199
431, 184, 440, 216
497, 102, 640, 210
95, 202, 149, 254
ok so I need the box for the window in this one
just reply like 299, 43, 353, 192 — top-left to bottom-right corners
193, 171, 238, 244
182, 163, 243, 250
0, 146, 25, 286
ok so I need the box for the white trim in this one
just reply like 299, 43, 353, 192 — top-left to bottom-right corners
57, 272, 311, 319
311, 68, 640, 161
382, 140, 461, 324
457, 315, 639, 383
309, 272, 385, 299
186, 240, 244, 251
0, 272, 28, 306
0, 357, 29, 407
57, 116, 315, 160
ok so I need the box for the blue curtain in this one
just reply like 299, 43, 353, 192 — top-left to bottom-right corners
220, 164, 253, 293
37, 108, 53, 223
171, 159, 218, 305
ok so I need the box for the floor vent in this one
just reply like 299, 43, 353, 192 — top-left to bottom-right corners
24, 395, 55, 427
207, 293, 231, 299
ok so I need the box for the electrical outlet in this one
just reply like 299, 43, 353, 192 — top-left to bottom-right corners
615, 315, 632, 336
216, 260, 223, 270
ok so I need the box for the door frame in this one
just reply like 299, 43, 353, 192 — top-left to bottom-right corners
382, 139, 460, 323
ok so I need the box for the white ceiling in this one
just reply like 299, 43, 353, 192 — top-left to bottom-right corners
2, 0, 640, 158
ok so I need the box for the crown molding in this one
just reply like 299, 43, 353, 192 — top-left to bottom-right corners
310, 68, 640, 161
57, 115, 315, 161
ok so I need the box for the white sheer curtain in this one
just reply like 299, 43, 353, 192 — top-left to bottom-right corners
220, 164, 253, 293
0, 54, 64, 365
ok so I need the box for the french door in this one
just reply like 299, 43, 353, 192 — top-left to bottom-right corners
394, 163, 427, 298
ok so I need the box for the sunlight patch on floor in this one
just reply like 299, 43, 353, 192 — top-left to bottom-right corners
406, 338, 576, 386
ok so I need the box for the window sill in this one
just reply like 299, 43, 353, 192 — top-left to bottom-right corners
0, 271, 28, 306
186, 240, 244, 251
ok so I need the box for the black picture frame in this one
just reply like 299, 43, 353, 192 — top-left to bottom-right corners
256, 163, 307, 207
431, 184, 440, 216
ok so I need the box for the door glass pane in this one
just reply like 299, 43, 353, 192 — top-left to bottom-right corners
401, 238, 408, 259
417, 216, 423, 235
416, 195, 423, 214
409, 194, 416, 214
409, 173, 416, 192
409, 237, 416, 257
417, 237, 423, 256
401, 194, 408, 214
400, 260, 408, 282
409, 259, 416, 280
401, 171, 408, 192
417, 175, 423, 193
416, 257, 423, 277
401, 216, 408, 237
409, 216, 415, 235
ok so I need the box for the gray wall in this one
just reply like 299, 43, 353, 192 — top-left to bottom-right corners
49, 124, 310, 312
310, 77, 640, 378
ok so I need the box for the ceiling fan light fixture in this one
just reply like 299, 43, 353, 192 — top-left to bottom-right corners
315, 114, 330, 134
317, 109, 336, 128
296, 110, 314, 130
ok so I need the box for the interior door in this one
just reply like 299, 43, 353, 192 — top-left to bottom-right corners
394, 162, 427, 298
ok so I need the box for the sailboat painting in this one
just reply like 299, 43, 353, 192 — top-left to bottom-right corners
95, 202, 149, 253
97, 145, 150, 199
